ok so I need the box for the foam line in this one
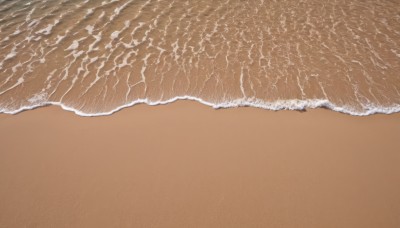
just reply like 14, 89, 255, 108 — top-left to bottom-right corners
1, 96, 400, 117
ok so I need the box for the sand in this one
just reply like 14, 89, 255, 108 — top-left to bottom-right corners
0, 102, 400, 228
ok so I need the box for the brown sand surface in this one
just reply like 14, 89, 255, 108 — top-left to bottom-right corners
0, 102, 400, 228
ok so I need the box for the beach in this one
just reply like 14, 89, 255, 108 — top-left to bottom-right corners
1, 0, 400, 115
1, 102, 400, 228
1, 0, 400, 227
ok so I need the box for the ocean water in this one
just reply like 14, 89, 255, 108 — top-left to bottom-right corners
0, 0, 399, 116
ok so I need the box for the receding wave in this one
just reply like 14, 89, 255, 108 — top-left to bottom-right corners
0, 0, 399, 116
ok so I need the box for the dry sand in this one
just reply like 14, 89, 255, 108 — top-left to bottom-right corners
0, 102, 400, 228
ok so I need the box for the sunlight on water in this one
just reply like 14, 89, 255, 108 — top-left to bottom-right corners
0, 0, 399, 115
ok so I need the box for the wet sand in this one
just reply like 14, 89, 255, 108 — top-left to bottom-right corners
0, 102, 400, 228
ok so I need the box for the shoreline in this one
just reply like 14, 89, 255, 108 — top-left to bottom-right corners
1, 101, 400, 227
1, 97, 400, 117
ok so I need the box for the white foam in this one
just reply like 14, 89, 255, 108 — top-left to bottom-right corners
55, 34, 66, 44
65, 40, 79, 51
11, 62, 22, 72
86, 8, 94, 17
12, 29, 21, 36
36, 20, 59, 35
110, 31, 120, 40
4, 47, 17, 61
27, 92, 48, 104
36, 25, 53, 35
85, 25, 94, 34
1, 96, 400, 117
28, 19, 39, 27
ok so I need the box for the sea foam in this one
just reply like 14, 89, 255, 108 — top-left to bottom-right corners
1, 97, 400, 117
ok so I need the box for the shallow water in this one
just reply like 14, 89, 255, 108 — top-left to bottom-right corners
0, 0, 399, 115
